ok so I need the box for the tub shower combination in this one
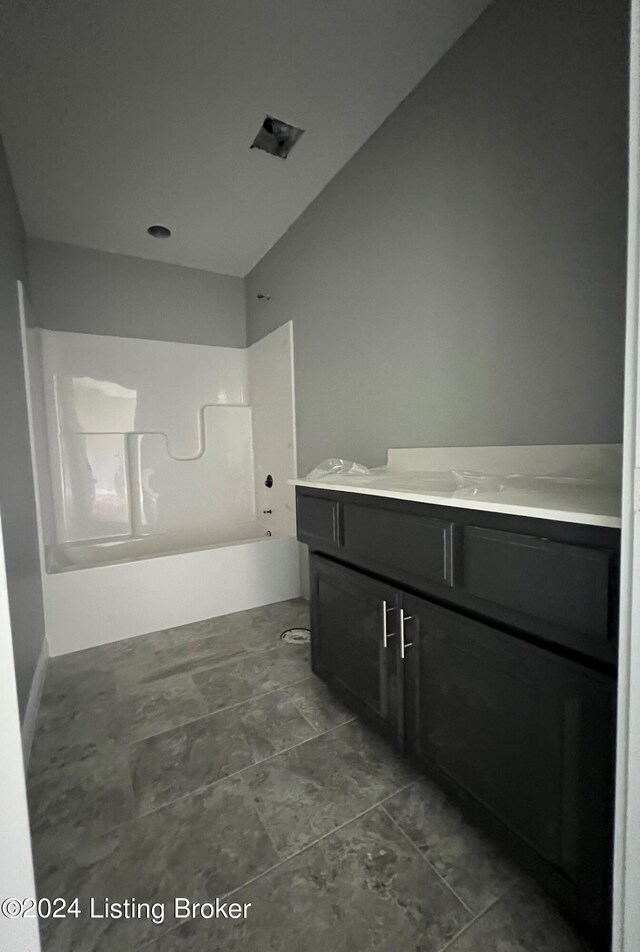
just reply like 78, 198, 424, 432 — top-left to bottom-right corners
24, 319, 300, 655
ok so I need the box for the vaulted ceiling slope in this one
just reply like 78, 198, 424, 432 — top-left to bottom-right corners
0, 0, 491, 276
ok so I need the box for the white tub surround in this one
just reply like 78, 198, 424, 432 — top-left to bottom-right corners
37, 325, 298, 550
291, 444, 622, 528
23, 323, 300, 655
249, 322, 297, 537
39, 330, 254, 544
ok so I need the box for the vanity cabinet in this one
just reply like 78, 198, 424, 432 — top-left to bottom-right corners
299, 487, 618, 947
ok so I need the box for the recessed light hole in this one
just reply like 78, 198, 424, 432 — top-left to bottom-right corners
147, 225, 171, 238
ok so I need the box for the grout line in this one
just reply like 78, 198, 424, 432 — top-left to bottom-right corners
286, 705, 321, 736
127, 717, 358, 823
279, 680, 322, 734
235, 771, 287, 864
221, 779, 419, 901
124, 673, 317, 748
436, 882, 517, 952
38, 665, 316, 754
29, 713, 357, 870
279, 684, 345, 738
380, 805, 475, 916
137, 779, 420, 950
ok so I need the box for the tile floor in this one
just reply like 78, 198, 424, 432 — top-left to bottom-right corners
27, 598, 591, 952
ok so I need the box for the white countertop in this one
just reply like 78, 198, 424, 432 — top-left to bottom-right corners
290, 477, 622, 528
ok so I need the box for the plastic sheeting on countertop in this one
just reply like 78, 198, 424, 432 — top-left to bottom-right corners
304, 459, 607, 498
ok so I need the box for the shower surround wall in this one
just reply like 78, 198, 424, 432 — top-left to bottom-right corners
41, 330, 254, 546
31, 323, 299, 654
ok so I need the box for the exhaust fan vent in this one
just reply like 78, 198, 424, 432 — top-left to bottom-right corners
251, 115, 304, 159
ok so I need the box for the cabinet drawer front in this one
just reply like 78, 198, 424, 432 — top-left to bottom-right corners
461, 526, 612, 639
297, 494, 340, 546
343, 503, 454, 586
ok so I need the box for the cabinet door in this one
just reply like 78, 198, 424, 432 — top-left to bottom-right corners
402, 594, 614, 935
310, 554, 401, 743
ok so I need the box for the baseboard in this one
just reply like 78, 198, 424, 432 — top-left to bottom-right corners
21, 637, 49, 764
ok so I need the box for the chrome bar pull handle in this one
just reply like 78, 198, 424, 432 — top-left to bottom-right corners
382, 600, 395, 648
399, 609, 413, 659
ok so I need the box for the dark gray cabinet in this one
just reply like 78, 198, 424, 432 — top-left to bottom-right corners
402, 593, 614, 937
298, 487, 619, 664
299, 487, 619, 947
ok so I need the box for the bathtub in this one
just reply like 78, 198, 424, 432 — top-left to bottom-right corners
42, 524, 301, 656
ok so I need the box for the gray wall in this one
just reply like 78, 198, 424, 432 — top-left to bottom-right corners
247, 0, 629, 474
28, 239, 246, 347
0, 136, 46, 719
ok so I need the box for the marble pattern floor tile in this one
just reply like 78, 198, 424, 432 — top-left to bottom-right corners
115, 600, 310, 690
283, 675, 355, 732
121, 628, 250, 687
143, 807, 472, 952
37, 774, 279, 952
29, 693, 122, 775
164, 775, 282, 898
43, 662, 117, 708
28, 748, 135, 865
45, 635, 140, 689
444, 880, 592, 952
242, 719, 417, 858
234, 686, 318, 759
117, 672, 209, 743
36, 830, 178, 952
384, 777, 519, 913
129, 689, 319, 813
192, 644, 312, 713
223, 598, 310, 653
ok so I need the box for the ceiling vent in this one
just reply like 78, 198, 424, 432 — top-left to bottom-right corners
250, 115, 304, 159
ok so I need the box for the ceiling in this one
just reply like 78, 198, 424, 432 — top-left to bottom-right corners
0, 0, 491, 277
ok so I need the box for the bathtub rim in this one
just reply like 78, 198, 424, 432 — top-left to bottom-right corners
45, 525, 286, 574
